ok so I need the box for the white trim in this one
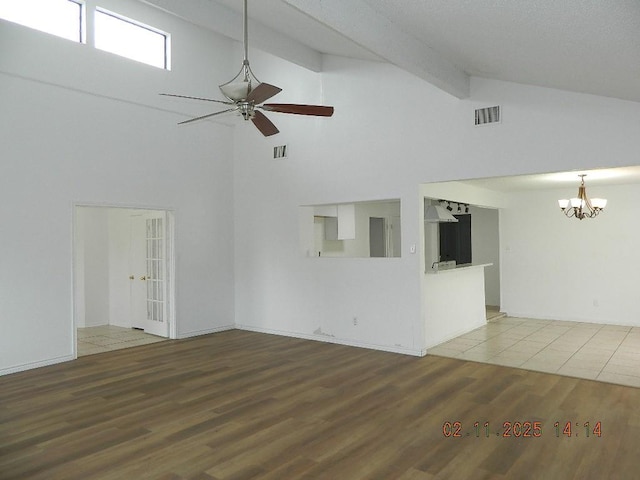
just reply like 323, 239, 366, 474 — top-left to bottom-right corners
236, 324, 425, 357
1, 326, 423, 376
176, 324, 235, 339
71, 200, 79, 359
166, 211, 177, 339
72, 200, 176, 211
0, 355, 75, 376
503, 312, 639, 327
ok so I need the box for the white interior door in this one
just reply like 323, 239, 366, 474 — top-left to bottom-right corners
130, 211, 168, 337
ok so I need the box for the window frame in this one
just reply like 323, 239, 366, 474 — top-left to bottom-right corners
94, 7, 171, 70
0, 0, 86, 43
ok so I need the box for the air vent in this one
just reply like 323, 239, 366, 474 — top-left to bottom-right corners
475, 106, 501, 126
273, 145, 288, 159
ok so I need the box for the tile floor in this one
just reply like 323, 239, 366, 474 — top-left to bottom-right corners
428, 316, 640, 388
77, 325, 166, 357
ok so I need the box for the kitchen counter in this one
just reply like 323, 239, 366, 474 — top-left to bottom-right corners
426, 263, 493, 274
424, 263, 492, 348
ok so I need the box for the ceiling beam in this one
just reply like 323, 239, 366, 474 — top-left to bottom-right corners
280, 0, 470, 99
140, 0, 323, 72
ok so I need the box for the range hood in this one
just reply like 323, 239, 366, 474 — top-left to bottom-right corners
424, 205, 459, 223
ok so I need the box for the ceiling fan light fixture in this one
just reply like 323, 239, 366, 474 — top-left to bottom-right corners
160, 0, 334, 136
219, 81, 252, 102
219, 57, 261, 102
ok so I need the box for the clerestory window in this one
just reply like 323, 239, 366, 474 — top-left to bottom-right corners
0, 2, 171, 70
95, 8, 170, 70
0, 0, 84, 43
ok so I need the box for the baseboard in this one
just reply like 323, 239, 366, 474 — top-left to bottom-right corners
2, 323, 422, 377
504, 312, 639, 327
236, 324, 425, 357
1, 354, 75, 376
176, 324, 235, 339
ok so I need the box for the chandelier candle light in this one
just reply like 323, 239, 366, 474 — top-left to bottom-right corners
558, 175, 607, 220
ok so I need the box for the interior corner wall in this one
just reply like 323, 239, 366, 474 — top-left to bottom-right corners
501, 184, 640, 325
0, 2, 236, 374
78, 207, 111, 328
469, 206, 500, 307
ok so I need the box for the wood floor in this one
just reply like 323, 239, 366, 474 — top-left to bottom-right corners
1, 330, 639, 479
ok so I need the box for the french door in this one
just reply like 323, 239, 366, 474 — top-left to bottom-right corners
130, 211, 168, 337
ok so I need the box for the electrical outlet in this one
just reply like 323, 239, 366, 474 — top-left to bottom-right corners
353, 316, 358, 326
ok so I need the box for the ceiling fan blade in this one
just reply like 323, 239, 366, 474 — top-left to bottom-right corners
178, 107, 239, 125
160, 93, 233, 105
261, 104, 334, 117
251, 110, 279, 137
246, 83, 282, 104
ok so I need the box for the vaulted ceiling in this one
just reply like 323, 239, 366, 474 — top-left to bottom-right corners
144, 0, 640, 103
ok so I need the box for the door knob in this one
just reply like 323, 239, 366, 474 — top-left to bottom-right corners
140, 276, 147, 281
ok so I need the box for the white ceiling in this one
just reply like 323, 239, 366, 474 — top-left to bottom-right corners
141, 0, 640, 190
165, 0, 640, 103
459, 166, 640, 193
208, 0, 381, 62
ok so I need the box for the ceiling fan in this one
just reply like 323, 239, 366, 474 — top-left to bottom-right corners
160, 0, 334, 137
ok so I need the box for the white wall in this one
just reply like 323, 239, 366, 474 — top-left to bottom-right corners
424, 266, 488, 347
470, 206, 500, 307
73, 207, 139, 330
0, 2, 236, 374
464, 78, 640, 177
234, 53, 640, 355
501, 183, 640, 325
108, 208, 133, 329
77, 207, 111, 327
4, 1, 640, 371
233, 55, 465, 355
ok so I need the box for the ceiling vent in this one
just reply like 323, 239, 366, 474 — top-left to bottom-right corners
273, 144, 288, 159
475, 106, 501, 126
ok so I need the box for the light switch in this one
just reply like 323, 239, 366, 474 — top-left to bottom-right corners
410, 244, 416, 254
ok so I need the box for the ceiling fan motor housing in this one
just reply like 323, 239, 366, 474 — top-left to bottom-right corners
239, 103, 254, 120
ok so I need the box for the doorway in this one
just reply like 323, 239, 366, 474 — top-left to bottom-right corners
73, 205, 175, 356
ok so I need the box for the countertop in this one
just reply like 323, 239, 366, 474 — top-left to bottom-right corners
426, 263, 493, 275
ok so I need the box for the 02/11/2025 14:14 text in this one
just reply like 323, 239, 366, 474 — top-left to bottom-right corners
442, 421, 602, 438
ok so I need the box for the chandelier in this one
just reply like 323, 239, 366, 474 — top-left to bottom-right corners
558, 175, 607, 220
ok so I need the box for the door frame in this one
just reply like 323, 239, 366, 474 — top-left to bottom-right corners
71, 202, 177, 358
